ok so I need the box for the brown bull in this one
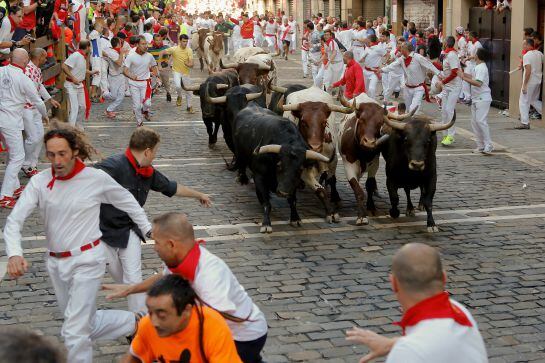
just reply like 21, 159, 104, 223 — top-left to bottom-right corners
220, 60, 271, 86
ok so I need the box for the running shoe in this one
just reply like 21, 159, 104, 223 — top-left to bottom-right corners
176, 96, 182, 107
166, 93, 172, 102
441, 135, 454, 146
187, 107, 195, 114
482, 145, 494, 155
13, 186, 25, 199
514, 124, 530, 130
22, 167, 38, 178
105, 110, 116, 119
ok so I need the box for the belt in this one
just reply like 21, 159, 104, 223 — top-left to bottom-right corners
406, 83, 424, 88
49, 239, 100, 258
265, 34, 276, 36
406, 82, 431, 102
353, 44, 364, 47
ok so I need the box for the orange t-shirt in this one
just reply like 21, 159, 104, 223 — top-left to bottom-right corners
130, 306, 242, 363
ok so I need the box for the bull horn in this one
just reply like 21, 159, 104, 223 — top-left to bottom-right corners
245, 91, 263, 101
270, 84, 288, 93
328, 103, 353, 114
205, 85, 227, 104
383, 115, 406, 131
258, 63, 271, 71
215, 83, 229, 90
387, 108, 417, 121
220, 59, 238, 69
375, 134, 390, 146
305, 150, 330, 163
429, 110, 456, 132
338, 92, 350, 107
255, 144, 282, 154
180, 79, 201, 91
282, 103, 301, 112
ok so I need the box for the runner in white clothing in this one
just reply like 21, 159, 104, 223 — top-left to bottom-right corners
104, 213, 268, 363
323, 29, 343, 92
123, 36, 159, 127
360, 34, 387, 99
264, 16, 278, 54
4, 124, 152, 363
103, 37, 128, 118
517, 38, 544, 129
346, 243, 488, 363
0, 49, 49, 209
459, 48, 493, 154
350, 21, 367, 66
462, 31, 483, 103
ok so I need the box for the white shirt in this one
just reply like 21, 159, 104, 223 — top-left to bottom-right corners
336, 29, 353, 50
0, 65, 47, 130
98, 36, 112, 56
288, 20, 297, 41
467, 40, 483, 63
264, 22, 277, 36
124, 51, 157, 84
351, 29, 367, 47
64, 51, 87, 83
103, 47, 123, 76
4, 167, 151, 257
0, 16, 16, 55
442, 50, 462, 89
362, 43, 387, 69
523, 49, 544, 85
471, 62, 492, 102
457, 36, 468, 58
382, 52, 440, 86
386, 300, 488, 363
164, 246, 268, 341
325, 39, 343, 63
142, 32, 154, 44
88, 30, 103, 57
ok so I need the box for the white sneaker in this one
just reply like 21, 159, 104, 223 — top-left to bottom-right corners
482, 145, 494, 155
473, 147, 484, 153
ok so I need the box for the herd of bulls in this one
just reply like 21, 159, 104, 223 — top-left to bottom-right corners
182, 47, 455, 233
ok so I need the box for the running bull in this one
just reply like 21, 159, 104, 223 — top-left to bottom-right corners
233, 103, 330, 233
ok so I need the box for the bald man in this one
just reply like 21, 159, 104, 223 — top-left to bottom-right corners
0, 48, 49, 209
103, 212, 268, 363
346, 243, 488, 363
22, 48, 61, 178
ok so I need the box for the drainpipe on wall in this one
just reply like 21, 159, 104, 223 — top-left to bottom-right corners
446, 0, 452, 36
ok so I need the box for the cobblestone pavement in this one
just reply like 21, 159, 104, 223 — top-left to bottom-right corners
1, 52, 545, 363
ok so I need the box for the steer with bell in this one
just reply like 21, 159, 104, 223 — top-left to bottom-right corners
233, 103, 330, 233
382, 111, 456, 232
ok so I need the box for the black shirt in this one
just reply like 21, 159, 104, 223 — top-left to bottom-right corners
95, 153, 177, 248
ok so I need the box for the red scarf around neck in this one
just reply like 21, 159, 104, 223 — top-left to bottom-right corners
125, 148, 154, 178
76, 50, 91, 119
10, 63, 26, 72
394, 291, 473, 335
471, 38, 479, 44
167, 240, 206, 282
403, 55, 413, 67
47, 158, 86, 190
444, 47, 456, 54
369, 41, 379, 47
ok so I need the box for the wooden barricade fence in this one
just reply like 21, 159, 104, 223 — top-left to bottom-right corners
23, 26, 69, 121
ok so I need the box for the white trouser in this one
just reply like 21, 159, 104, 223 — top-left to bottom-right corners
22, 108, 44, 169
47, 243, 135, 363
265, 36, 276, 53
103, 230, 146, 313
100, 58, 109, 94
402, 85, 426, 113
65, 82, 85, 130
240, 38, 254, 48
383, 72, 402, 101
471, 101, 492, 149
324, 62, 343, 90
254, 34, 264, 48
90, 57, 102, 87
441, 87, 460, 137
461, 62, 474, 101
309, 52, 322, 86
173, 71, 193, 106
301, 50, 310, 77
129, 81, 150, 124
289, 35, 296, 51
106, 74, 125, 112
519, 83, 543, 125
363, 69, 379, 99
0, 127, 23, 197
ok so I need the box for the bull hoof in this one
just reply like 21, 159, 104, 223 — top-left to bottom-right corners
260, 225, 273, 233
417, 203, 424, 211
208, 143, 216, 149
406, 208, 416, 217
332, 213, 341, 223
289, 220, 302, 227
427, 226, 439, 233
356, 217, 369, 225
236, 174, 249, 185
389, 208, 400, 219
326, 215, 333, 223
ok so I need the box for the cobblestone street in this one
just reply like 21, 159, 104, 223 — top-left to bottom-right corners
1, 53, 545, 362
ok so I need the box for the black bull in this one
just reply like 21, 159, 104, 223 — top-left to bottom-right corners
233, 104, 330, 233
381, 112, 456, 232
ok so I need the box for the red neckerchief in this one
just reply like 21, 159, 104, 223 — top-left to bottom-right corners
47, 158, 86, 190
151, 40, 163, 48
403, 55, 412, 67
76, 50, 91, 119
124, 148, 154, 178
369, 42, 378, 47
167, 240, 205, 282
113, 47, 122, 54
326, 37, 334, 46
444, 47, 456, 54
395, 49, 401, 56
394, 291, 473, 335
456, 34, 465, 42
471, 38, 479, 44
268, 19, 274, 24
10, 63, 26, 72
8, 16, 16, 32
432, 60, 443, 71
